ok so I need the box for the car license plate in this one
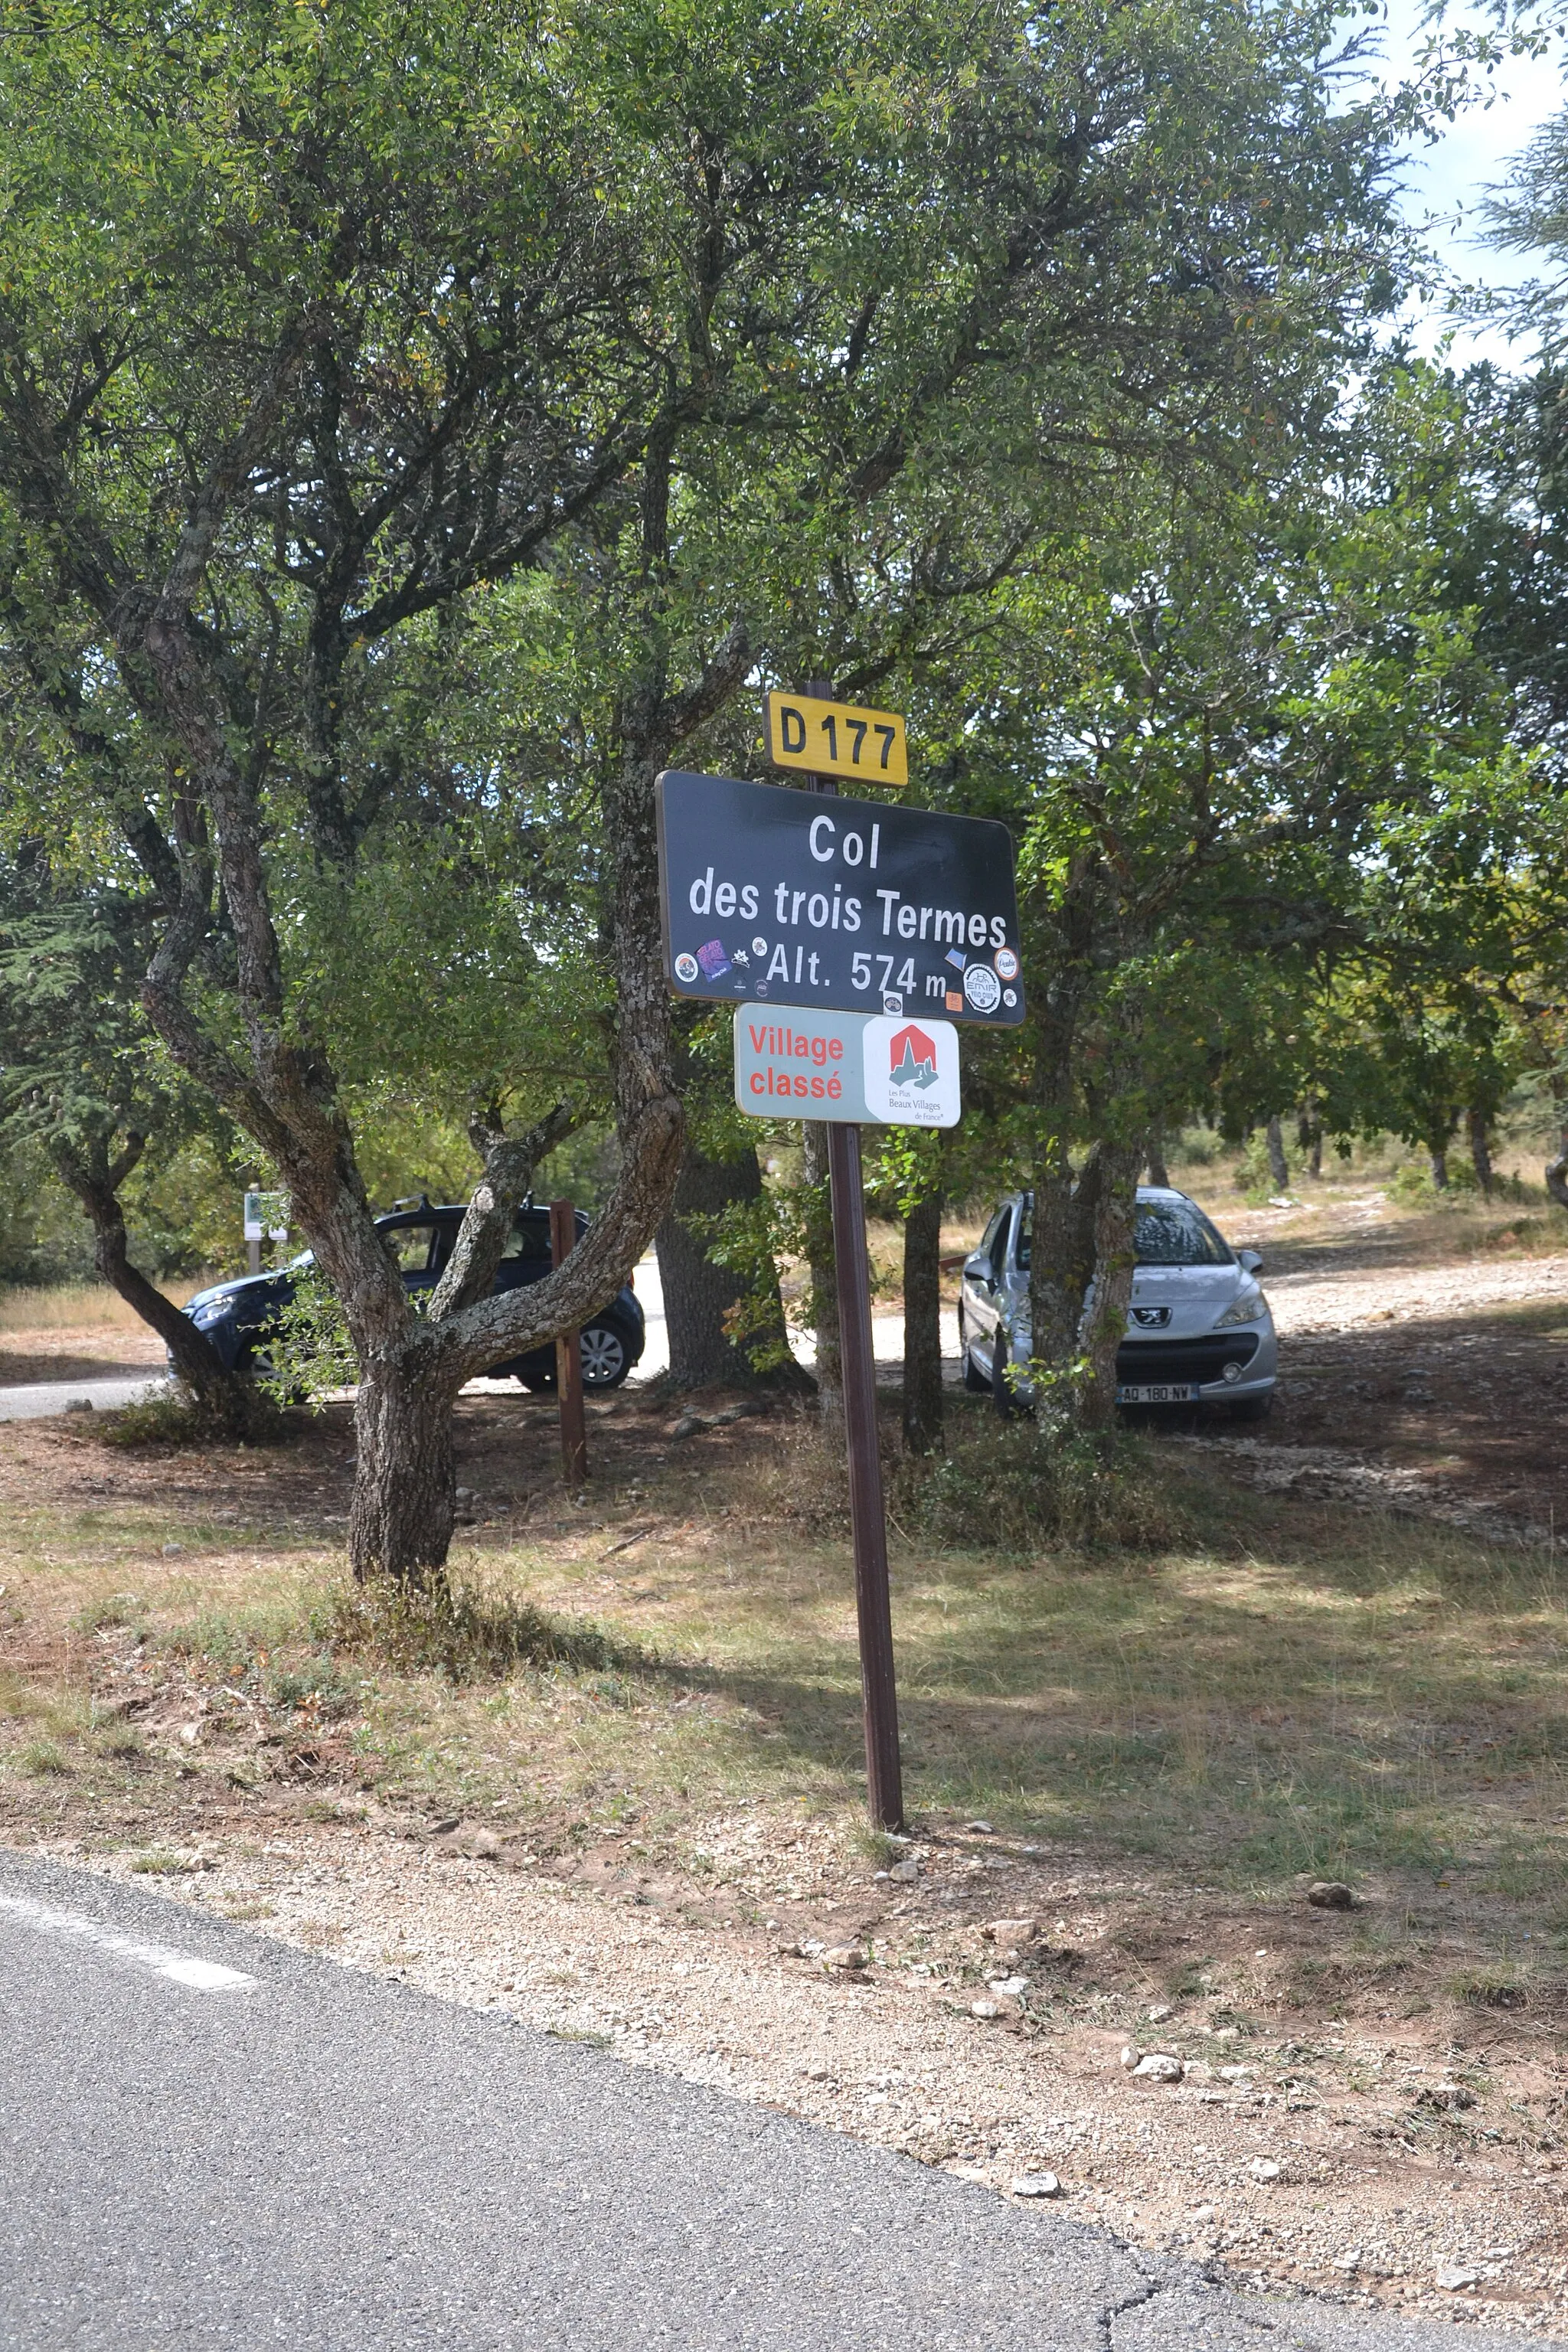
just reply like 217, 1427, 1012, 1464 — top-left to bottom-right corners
1116, 1382, 1197, 1404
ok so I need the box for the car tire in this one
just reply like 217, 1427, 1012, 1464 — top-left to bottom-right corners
992, 1331, 1024, 1419
1229, 1390, 1274, 1423
579, 1320, 634, 1391
959, 1312, 991, 1392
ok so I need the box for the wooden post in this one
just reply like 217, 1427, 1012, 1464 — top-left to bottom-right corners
549, 1197, 589, 1488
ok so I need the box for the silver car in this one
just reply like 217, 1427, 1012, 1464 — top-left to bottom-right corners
959, 1186, 1277, 1419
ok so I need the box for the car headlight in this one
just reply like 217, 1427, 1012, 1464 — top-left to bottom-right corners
1214, 1288, 1268, 1328
191, 1301, 228, 1326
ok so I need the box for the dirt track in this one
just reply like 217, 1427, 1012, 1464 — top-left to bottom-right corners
1177, 1194, 1568, 1547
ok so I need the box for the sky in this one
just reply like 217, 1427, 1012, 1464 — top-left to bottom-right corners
1356, 0, 1566, 362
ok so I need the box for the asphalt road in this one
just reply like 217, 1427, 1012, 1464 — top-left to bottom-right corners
1, 1852, 1557, 2352
0, 1374, 166, 1423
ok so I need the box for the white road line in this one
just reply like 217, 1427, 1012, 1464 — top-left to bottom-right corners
0, 1889, 257, 1991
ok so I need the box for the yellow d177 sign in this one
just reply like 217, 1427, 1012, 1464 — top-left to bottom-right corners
764, 690, 908, 788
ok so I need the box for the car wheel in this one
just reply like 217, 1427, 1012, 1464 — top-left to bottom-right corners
579, 1321, 632, 1390
1230, 1390, 1274, 1423
959, 1312, 991, 1392
992, 1331, 1024, 1419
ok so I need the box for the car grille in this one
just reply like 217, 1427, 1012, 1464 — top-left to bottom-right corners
1116, 1333, 1260, 1385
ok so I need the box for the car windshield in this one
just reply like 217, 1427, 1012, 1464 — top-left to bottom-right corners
1016, 1199, 1230, 1271
1135, 1199, 1232, 1266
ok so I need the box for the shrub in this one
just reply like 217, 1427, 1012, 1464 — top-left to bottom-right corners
270, 1662, 358, 1717
323, 1576, 622, 1684
98, 1383, 289, 1449
893, 1419, 1180, 1553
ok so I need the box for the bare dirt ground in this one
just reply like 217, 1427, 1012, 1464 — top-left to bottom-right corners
0, 1318, 165, 1388
1181, 1184, 1568, 1550
3, 1182, 1566, 2336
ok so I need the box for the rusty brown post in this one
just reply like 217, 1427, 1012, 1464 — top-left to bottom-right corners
549, 1197, 589, 1488
803, 682, 903, 1831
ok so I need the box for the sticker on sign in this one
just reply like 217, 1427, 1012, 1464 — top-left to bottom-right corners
733, 1004, 959, 1126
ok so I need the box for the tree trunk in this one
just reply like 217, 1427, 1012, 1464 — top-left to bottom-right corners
802, 1120, 841, 1423
1429, 1146, 1449, 1191
1467, 1106, 1494, 1198
1145, 1129, 1170, 1188
655, 1136, 798, 1390
348, 1348, 457, 1586
1298, 1102, 1323, 1178
1265, 1113, 1289, 1190
1076, 1141, 1144, 1434
1546, 1086, 1568, 1214
1027, 978, 1090, 1372
51, 1135, 252, 1424
901, 1191, 945, 1454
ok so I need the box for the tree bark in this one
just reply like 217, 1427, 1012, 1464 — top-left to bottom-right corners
1466, 1106, 1494, 1198
50, 1132, 250, 1422
1075, 1140, 1144, 1434
1429, 1146, 1449, 1191
1546, 1093, 1568, 1215
802, 1120, 841, 1425
1027, 993, 1090, 1371
1145, 1129, 1170, 1188
1026, 868, 1098, 1375
1298, 1102, 1323, 1178
1265, 1113, 1289, 1190
348, 1341, 457, 1588
901, 1191, 945, 1454
655, 1135, 799, 1390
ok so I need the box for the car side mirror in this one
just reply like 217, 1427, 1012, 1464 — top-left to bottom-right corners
963, 1250, 991, 1282
1238, 1248, 1263, 1274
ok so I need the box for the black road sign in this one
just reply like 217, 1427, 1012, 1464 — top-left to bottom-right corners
655, 769, 1024, 1026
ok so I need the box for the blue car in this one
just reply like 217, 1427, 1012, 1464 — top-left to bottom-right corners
178, 1200, 645, 1392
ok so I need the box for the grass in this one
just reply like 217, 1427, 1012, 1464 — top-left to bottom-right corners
0, 1277, 217, 1334
4, 1401, 1565, 1952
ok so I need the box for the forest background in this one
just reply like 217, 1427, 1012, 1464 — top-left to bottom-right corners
2, 0, 1568, 1575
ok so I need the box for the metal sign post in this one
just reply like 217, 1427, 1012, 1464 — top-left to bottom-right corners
801, 709, 903, 1833
549, 1198, 589, 1489
825, 1074, 905, 1831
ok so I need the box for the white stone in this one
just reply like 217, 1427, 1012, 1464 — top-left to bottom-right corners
970, 1998, 1002, 2020
1146, 2002, 1173, 2022
965, 1820, 995, 1834
988, 1975, 1028, 1998
889, 1859, 919, 1883
1132, 2054, 1183, 2083
1437, 2265, 1482, 2292
1120, 2045, 1142, 2070
1012, 2172, 1061, 2199
1248, 2158, 1282, 2182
